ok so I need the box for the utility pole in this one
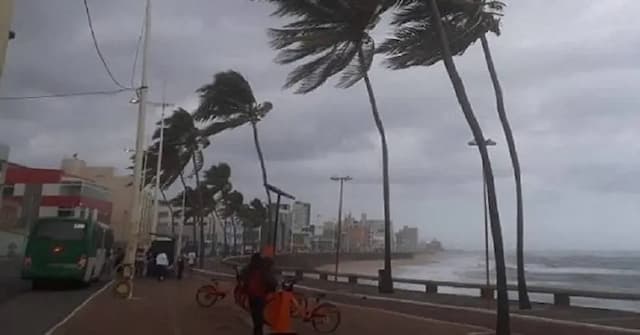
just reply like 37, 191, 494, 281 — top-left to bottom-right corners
331, 176, 352, 281
124, 0, 151, 282
152, 83, 172, 235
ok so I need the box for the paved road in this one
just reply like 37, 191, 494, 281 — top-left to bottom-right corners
0, 278, 110, 335
0, 258, 30, 303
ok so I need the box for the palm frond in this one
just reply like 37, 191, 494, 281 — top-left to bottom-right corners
198, 114, 251, 138
194, 70, 256, 122
264, 0, 390, 94
379, 0, 503, 69
337, 35, 374, 88
284, 40, 358, 93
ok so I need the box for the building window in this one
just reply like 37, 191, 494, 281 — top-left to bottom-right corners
2, 184, 14, 196
58, 207, 75, 217
59, 182, 81, 196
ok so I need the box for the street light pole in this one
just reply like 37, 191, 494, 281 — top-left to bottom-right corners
125, 0, 150, 272
331, 176, 352, 281
468, 138, 496, 296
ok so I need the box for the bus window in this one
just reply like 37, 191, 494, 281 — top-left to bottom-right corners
35, 221, 86, 240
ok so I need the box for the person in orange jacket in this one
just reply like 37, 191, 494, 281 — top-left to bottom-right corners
241, 253, 277, 335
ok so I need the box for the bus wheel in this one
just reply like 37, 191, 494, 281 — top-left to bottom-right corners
114, 279, 132, 298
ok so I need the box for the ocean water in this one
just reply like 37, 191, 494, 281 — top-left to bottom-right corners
343, 250, 640, 312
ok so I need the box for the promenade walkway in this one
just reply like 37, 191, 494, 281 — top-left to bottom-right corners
49, 276, 489, 335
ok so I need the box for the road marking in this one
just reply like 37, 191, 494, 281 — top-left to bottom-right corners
195, 269, 640, 334
44, 280, 114, 335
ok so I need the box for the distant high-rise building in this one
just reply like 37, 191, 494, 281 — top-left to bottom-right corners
361, 213, 394, 252
291, 201, 311, 251
396, 226, 419, 252
261, 203, 294, 252
292, 201, 311, 232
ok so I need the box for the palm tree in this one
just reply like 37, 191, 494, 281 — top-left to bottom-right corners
381, 0, 528, 314
379, 0, 510, 332
201, 163, 233, 256
479, 19, 531, 311
194, 71, 274, 221
260, 0, 395, 292
150, 107, 210, 265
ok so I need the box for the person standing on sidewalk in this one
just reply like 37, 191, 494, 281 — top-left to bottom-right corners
135, 247, 146, 277
241, 253, 277, 335
155, 251, 169, 281
176, 253, 185, 280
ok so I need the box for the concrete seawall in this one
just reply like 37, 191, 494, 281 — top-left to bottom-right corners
225, 252, 415, 269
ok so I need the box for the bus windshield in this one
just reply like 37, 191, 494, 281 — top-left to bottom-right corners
34, 221, 87, 241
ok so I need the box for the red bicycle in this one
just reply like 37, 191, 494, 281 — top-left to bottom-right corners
195, 279, 227, 307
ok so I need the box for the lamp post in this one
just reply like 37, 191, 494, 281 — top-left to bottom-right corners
124, 0, 151, 291
468, 138, 496, 295
330, 176, 352, 281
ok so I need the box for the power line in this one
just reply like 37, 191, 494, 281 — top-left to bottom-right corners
83, 0, 131, 90
130, 20, 144, 89
0, 88, 131, 100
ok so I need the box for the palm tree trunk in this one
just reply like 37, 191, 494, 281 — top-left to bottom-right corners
159, 189, 175, 235
358, 47, 393, 293
223, 219, 229, 257
481, 35, 530, 309
429, 0, 510, 333
191, 155, 206, 268
178, 172, 196, 254
232, 217, 238, 255
251, 121, 272, 249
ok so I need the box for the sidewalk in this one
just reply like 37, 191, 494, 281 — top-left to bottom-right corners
51, 278, 250, 335
50, 276, 487, 335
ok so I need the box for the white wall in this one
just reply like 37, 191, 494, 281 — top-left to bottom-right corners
0, 230, 25, 257
38, 206, 57, 217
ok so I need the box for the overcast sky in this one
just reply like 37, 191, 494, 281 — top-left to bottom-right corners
1, 0, 639, 251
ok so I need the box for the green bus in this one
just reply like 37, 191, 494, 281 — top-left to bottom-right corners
22, 216, 113, 287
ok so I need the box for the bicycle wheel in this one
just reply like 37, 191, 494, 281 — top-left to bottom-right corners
290, 292, 308, 318
196, 285, 220, 307
311, 302, 341, 333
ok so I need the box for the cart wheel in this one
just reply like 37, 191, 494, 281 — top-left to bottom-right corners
114, 279, 132, 298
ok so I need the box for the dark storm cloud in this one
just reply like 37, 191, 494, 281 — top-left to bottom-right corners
2, 0, 640, 249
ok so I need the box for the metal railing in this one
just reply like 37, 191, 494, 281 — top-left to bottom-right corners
222, 256, 640, 308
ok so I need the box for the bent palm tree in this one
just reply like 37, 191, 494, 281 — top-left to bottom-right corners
202, 162, 233, 256
194, 70, 274, 248
428, 1, 509, 332
261, 0, 395, 292
380, 0, 529, 311
152, 107, 209, 265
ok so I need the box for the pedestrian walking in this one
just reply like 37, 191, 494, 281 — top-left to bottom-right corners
155, 252, 169, 281
241, 253, 277, 335
135, 247, 146, 277
176, 253, 185, 280
187, 250, 196, 274
114, 248, 124, 275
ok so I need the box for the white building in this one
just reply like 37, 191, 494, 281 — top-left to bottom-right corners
362, 213, 395, 252
291, 201, 311, 252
